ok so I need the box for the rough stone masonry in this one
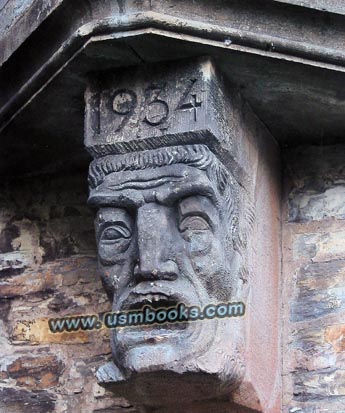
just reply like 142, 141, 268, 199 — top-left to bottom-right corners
0, 172, 139, 413
283, 145, 345, 413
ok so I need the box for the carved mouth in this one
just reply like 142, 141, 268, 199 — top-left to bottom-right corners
121, 292, 188, 332
126, 293, 178, 311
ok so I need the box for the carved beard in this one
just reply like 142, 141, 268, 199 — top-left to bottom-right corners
107, 240, 245, 387
178, 249, 245, 388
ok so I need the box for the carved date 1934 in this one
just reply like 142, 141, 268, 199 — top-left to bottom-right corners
110, 79, 202, 132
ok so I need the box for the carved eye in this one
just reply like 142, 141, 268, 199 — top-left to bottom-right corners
179, 216, 210, 232
100, 225, 131, 242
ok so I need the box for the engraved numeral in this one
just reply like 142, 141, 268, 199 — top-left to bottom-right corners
144, 86, 169, 126
110, 80, 201, 132
176, 79, 202, 121
112, 89, 137, 132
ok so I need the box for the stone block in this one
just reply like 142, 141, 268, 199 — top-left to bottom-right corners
85, 58, 222, 150
0, 388, 55, 413
293, 369, 345, 401
325, 324, 345, 353
10, 318, 90, 345
7, 354, 63, 389
289, 186, 345, 222
0, 251, 28, 277
85, 57, 256, 187
291, 260, 345, 322
0, 270, 59, 299
293, 230, 345, 262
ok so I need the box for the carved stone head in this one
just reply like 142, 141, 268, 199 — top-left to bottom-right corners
88, 144, 246, 397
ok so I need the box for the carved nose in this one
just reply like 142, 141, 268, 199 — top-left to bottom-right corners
135, 204, 178, 282
134, 259, 178, 282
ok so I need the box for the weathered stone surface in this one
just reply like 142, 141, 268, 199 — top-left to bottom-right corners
93, 408, 136, 413
0, 298, 11, 321
293, 229, 345, 262
85, 57, 281, 413
289, 186, 345, 222
0, 0, 63, 65
3, 0, 345, 185
0, 270, 58, 299
274, 0, 345, 15
5, 3, 345, 412
287, 145, 345, 222
88, 61, 249, 407
7, 354, 63, 389
325, 324, 345, 353
90, 379, 139, 412
0, 171, 137, 412
85, 58, 253, 187
294, 369, 345, 402
10, 318, 91, 345
291, 260, 345, 322
0, 387, 55, 413
0, 251, 28, 276
286, 322, 345, 379
283, 144, 345, 413
0, 222, 19, 252
47, 292, 75, 312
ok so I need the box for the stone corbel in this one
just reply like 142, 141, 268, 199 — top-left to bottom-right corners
84, 57, 281, 413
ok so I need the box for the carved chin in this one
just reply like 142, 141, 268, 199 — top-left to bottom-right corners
111, 316, 243, 387
111, 315, 207, 373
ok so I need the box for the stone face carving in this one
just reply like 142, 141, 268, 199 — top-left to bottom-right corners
85, 58, 260, 410
89, 144, 244, 386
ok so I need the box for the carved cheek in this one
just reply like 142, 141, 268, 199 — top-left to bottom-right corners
183, 231, 213, 256
186, 235, 225, 280
98, 241, 136, 293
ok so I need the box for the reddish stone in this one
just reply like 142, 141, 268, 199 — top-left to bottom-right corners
8, 354, 64, 389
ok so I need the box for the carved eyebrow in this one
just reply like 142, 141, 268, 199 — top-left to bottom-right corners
156, 183, 220, 207
88, 193, 143, 208
96, 218, 131, 228
96, 208, 134, 229
89, 182, 220, 208
108, 175, 184, 191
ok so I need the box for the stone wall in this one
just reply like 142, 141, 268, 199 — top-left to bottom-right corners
2, 143, 345, 413
0, 171, 137, 413
283, 144, 345, 413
